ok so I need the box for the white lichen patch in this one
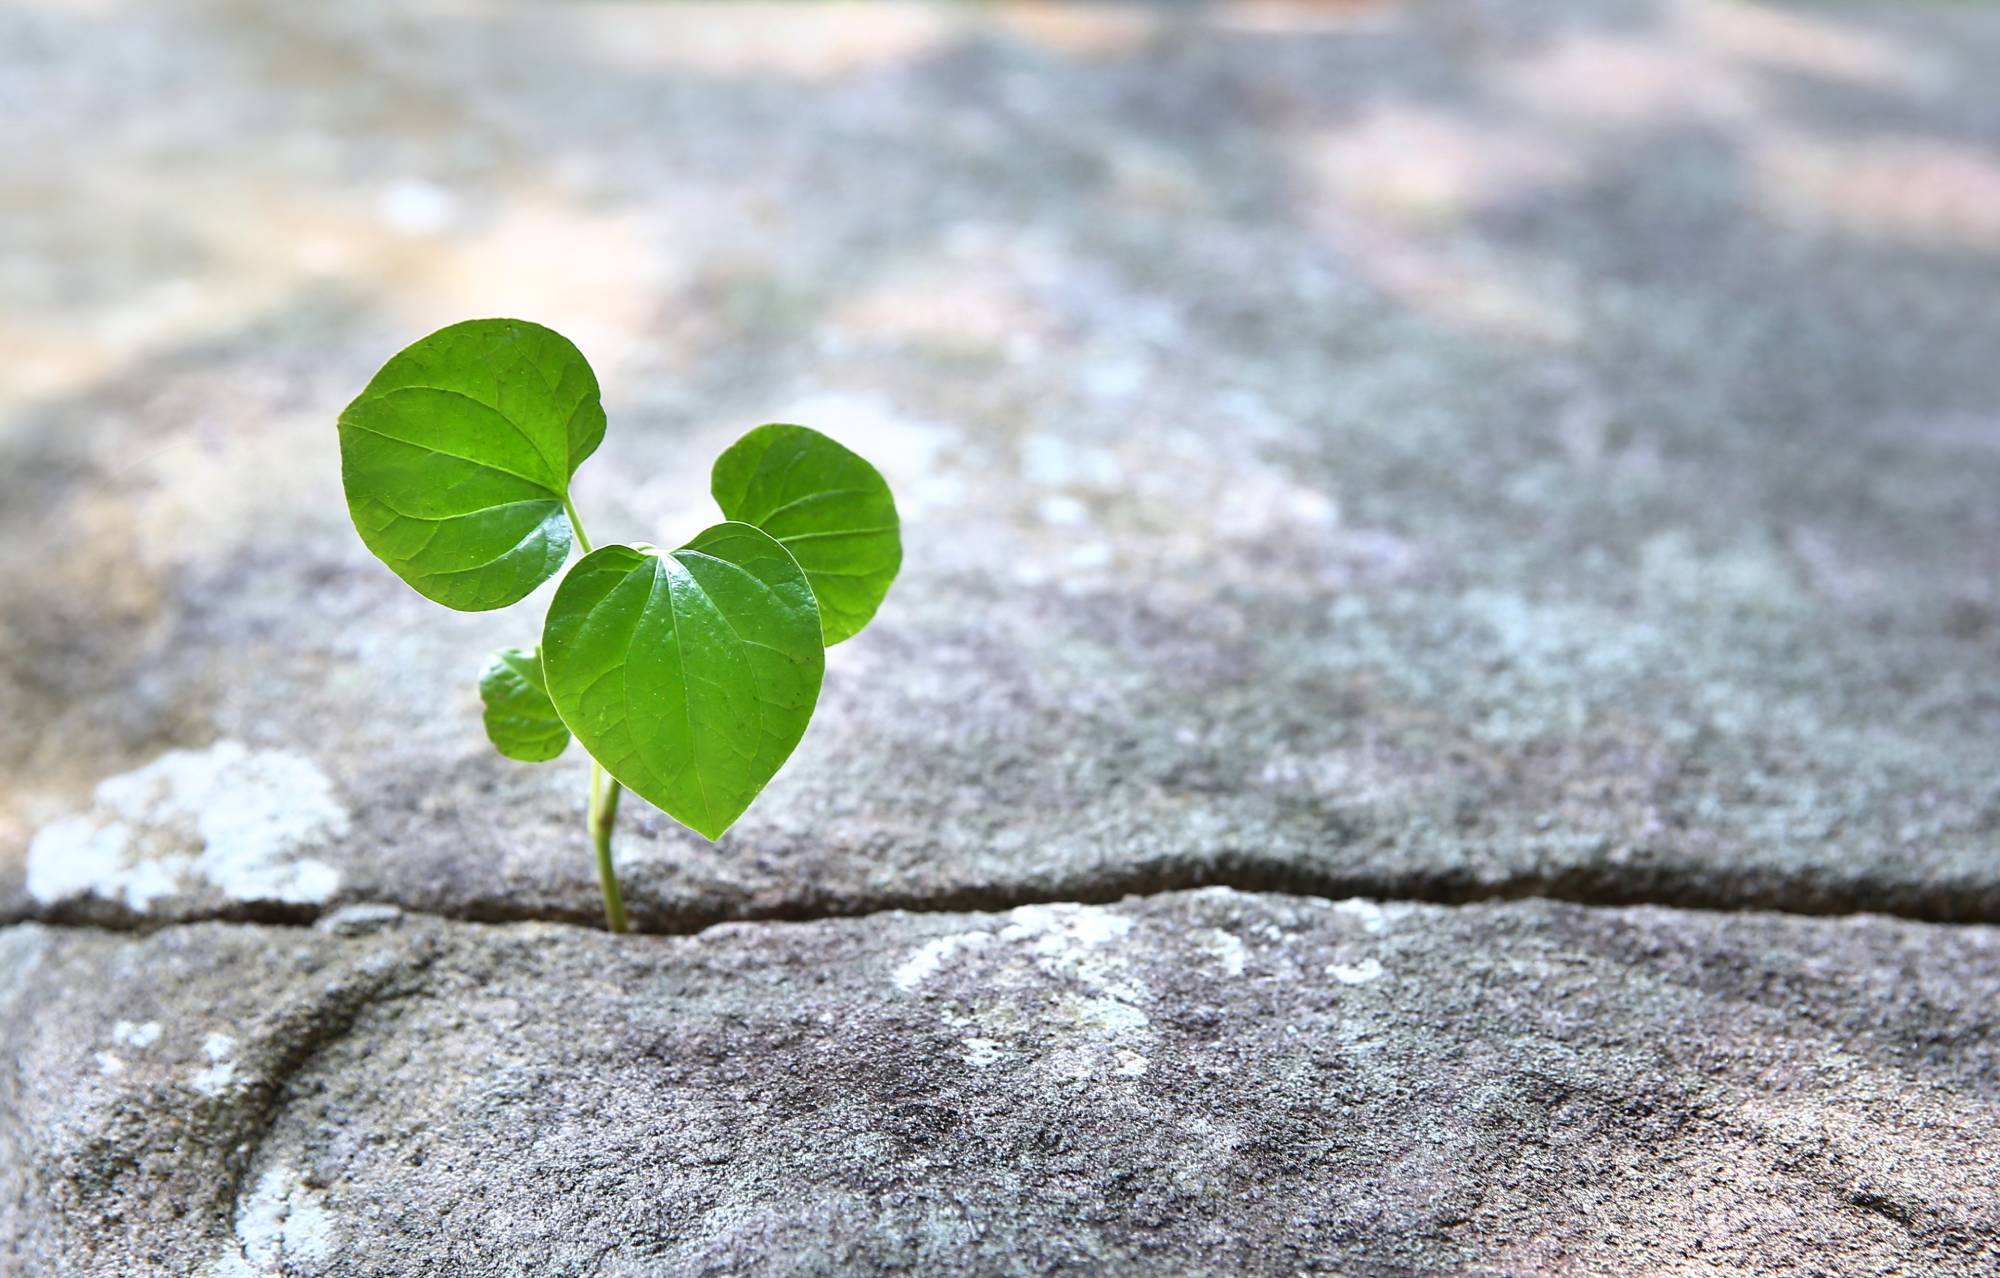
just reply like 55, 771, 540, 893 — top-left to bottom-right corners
190, 1032, 241, 1097
900, 904, 1160, 1082
212, 1166, 336, 1276
1004, 907, 1162, 1079
1000, 904, 1132, 970
27, 741, 347, 912
1008, 905, 1153, 1009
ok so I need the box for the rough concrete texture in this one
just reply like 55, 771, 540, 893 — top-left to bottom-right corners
3, 892, 1997, 1276
4, 0, 2000, 1272
4, 0, 1998, 927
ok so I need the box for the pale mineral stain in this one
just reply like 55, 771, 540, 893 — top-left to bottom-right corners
190, 1032, 241, 1098
1329, 958, 1387, 986
1073, 995, 1150, 1036
26, 741, 347, 912
1333, 898, 1393, 935
112, 1020, 163, 1049
1196, 928, 1249, 977
962, 1037, 1006, 1068
891, 931, 994, 992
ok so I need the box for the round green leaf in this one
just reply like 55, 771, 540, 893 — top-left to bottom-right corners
477, 647, 570, 762
541, 524, 825, 841
338, 319, 606, 611
710, 423, 901, 645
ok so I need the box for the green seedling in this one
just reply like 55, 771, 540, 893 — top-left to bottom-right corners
338, 319, 900, 931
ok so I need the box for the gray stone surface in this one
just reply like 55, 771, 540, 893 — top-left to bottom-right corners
3, 891, 1997, 1276
4, 0, 1999, 928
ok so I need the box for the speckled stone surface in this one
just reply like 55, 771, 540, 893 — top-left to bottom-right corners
3, 0, 1997, 928
5, 893, 1997, 1276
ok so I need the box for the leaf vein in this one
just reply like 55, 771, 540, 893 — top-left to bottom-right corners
341, 415, 561, 492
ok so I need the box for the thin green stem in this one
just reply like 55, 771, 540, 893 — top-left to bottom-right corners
589, 761, 628, 934
564, 494, 595, 554
566, 497, 625, 933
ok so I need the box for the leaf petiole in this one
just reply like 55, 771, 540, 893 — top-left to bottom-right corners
564, 494, 595, 554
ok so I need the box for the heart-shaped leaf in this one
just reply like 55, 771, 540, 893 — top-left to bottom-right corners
711, 424, 901, 645
541, 524, 824, 840
338, 319, 606, 611
477, 646, 570, 762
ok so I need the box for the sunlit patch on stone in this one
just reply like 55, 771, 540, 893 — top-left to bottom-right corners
1500, 33, 1748, 126
1299, 105, 1580, 229
1755, 134, 2000, 250
1697, 4, 1921, 88
991, 4, 1160, 58
566, 4, 955, 81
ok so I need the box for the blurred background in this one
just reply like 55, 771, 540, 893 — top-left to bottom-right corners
3, 0, 1997, 926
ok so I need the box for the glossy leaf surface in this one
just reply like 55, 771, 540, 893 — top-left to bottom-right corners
338, 319, 605, 611
477, 647, 570, 762
541, 524, 824, 840
711, 423, 900, 644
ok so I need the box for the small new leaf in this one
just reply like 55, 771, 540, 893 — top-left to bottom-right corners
541, 524, 825, 840
711, 423, 901, 645
478, 647, 570, 762
338, 319, 606, 611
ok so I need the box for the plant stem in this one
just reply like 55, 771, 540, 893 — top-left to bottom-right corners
589, 760, 628, 934
564, 495, 595, 554
564, 497, 626, 933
